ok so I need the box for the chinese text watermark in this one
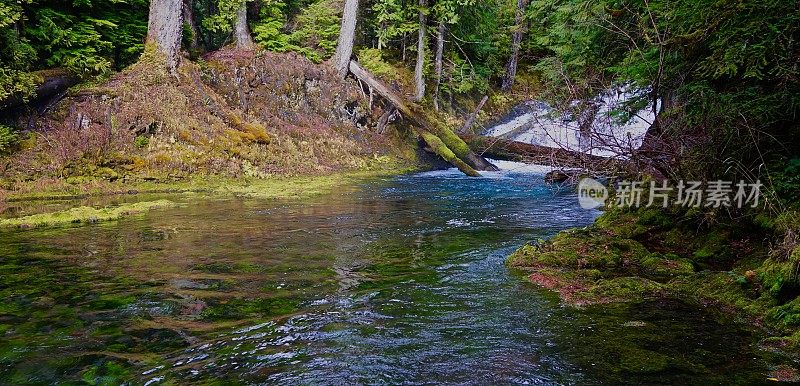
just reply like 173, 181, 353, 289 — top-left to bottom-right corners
577, 178, 763, 210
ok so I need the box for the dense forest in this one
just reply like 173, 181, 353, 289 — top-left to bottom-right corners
1, 0, 800, 383
2, 0, 798, 178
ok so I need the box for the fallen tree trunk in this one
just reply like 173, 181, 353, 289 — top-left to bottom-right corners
0, 69, 80, 115
348, 60, 498, 176
460, 134, 630, 172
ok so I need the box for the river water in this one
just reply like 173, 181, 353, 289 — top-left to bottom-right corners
0, 167, 775, 384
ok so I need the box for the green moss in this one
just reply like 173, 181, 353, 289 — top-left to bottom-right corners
509, 229, 650, 272
768, 297, 800, 327
583, 277, 664, 304
0, 200, 176, 228
595, 210, 650, 238
641, 253, 695, 277
2, 166, 412, 202
81, 360, 131, 386
418, 131, 479, 177
134, 135, 150, 149
618, 347, 670, 374
692, 230, 733, 264
87, 294, 138, 311
200, 297, 299, 321
357, 48, 399, 81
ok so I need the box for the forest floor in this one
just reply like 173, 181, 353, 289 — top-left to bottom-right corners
0, 48, 433, 224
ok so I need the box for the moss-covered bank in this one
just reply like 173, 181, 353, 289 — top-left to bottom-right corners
507, 205, 800, 369
0, 164, 412, 228
0, 199, 176, 228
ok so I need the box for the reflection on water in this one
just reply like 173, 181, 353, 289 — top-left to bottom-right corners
0, 169, 774, 384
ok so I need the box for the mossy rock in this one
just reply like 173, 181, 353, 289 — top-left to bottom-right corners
595, 210, 650, 238
641, 253, 695, 278
584, 276, 664, 303
93, 167, 120, 181
691, 230, 734, 266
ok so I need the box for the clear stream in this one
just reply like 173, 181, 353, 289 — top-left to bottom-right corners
0, 168, 778, 384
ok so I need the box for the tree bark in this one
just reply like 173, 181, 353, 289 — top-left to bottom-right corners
349, 60, 498, 175
433, 21, 445, 111
334, 0, 360, 79
501, 0, 528, 91
234, 1, 254, 49
147, 0, 184, 72
460, 95, 488, 133
414, 0, 427, 101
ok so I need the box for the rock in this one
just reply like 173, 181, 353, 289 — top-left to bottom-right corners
544, 170, 570, 183
544, 169, 596, 184
622, 320, 648, 327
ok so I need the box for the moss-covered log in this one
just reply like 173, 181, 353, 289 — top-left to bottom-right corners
348, 60, 493, 176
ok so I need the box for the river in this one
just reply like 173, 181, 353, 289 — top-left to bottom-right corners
0, 166, 774, 384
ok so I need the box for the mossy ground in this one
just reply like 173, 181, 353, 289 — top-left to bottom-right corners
0, 165, 412, 228
0, 49, 424, 188
0, 199, 176, 228
508, 205, 800, 365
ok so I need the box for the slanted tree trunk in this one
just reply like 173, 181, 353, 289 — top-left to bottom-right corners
414, 0, 427, 101
433, 21, 445, 111
460, 95, 488, 133
501, 0, 528, 91
234, 1, 254, 48
334, 0, 360, 79
349, 61, 498, 176
147, 0, 184, 72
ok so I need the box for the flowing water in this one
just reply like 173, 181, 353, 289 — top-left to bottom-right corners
0, 167, 778, 384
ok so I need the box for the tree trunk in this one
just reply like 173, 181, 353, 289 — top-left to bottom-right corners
334, 0, 359, 79
460, 95, 488, 134
501, 0, 528, 91
433, 21, 445, 111
234, 1, 254, 49
349, 60, 498, 175
460, 134, 630, 172
414, 0, 427, 101
147, 0, 184, 72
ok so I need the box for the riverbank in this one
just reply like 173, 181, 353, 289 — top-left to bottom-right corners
507, 204, 800, 378
0, 160, 413, 227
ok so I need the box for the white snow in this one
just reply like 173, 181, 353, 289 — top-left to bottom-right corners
485, 87, 654, 158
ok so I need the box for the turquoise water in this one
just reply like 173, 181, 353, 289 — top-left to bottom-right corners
0, 169, 775, 384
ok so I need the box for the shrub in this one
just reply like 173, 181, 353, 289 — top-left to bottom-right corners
356, 48, 399, 81
0, 125, 19, 155
133, 135, 150, 149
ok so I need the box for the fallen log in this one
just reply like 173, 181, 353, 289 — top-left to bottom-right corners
348, 61, 497, 176
460, 134, 630, 172
0, 68, 80, 115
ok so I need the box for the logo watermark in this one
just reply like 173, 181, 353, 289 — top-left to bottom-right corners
578, 178, 608, 209
577, 178, 763, 209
